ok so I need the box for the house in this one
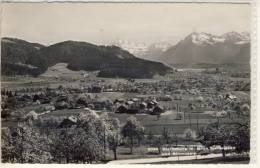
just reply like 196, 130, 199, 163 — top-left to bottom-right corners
131, 98, 139, 102
151, 106, 164, 115
54, 101, 69, 110
118, 98, 125, 103
147, 101, 155, 109
92, 97, 113, 110
115, 105, 128, 113
56, 95, 68, 102
87, 103, 95, 109
152, 99, 158, 105
25, 111, 38, 120
140, 102, 147, 109
58, 116, 77, 128
225, 94, 237, 101
88, 85, 102, 93
76, 94, 92, 105
126, 100, 134, 106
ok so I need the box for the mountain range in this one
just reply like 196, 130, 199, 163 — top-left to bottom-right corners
1, 31, 250, 78
113, 31, 250, 69
1, 37, 172, 78
160, 31, 250, 68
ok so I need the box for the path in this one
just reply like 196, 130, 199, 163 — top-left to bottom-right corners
107, 153, 225, 164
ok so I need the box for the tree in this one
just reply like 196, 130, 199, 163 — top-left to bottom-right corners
183, 129, 197, 141
197, 121, 250, 158
72, 110, 106, 163
5, 96, 18, 109
49, 127, 103, 163
233, 104, 242, 116
197, 123, 229, 158
49, 110, 108, 163
147, 129, 155, 145
153, 136, 163, 155
106, 118, 121, 160
1, 118, 51, 163
227, 121, 250, 154
183, 129, 197, 155
188, 103, 195, 110
100, 113, 122, 160
121, 116, 144, 154
162, 127, 170, 144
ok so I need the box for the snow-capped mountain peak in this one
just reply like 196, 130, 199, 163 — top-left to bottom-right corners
187, 32, 225, 45
221, 31, 250, 43
160, 31, 250, 66
186, 31, 250, 45
111, 40, 148, 56
149, 42, 173, 52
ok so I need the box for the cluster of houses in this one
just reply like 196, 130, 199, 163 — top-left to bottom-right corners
2, 84, 168, 117
1, 68, 250, 123
114, 97, 165, 115
81, 72, 245, 96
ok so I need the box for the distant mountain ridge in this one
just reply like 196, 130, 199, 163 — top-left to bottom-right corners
2, 37, 44, 63
160, 31, 250, 67
1, 38, 172, 78
1, 37, 45, 76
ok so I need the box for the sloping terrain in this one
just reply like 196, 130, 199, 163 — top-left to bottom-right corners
1, 37, 45, 76
1, 38, 172, 78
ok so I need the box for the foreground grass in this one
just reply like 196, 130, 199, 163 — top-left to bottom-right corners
105, 146, 159, 161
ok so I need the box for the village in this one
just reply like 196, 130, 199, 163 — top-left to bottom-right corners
1, 67, 250, 164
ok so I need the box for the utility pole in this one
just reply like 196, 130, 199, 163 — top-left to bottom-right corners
196, 114, 199, 130
177, 103, 179, 119
175, 133, 178, 147
103, 125, 106, 160
183, 111, 185, 123
189, 113, 192, 129
216, 117, 220, 130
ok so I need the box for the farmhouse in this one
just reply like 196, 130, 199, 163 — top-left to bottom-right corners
151, 105, 164, 115
58, 116, 78, 128
54, 101, 69, 110
88, 85, 102, 93
140, 102, 147, 109
25, 110, 38, 120
115, 105, 128, 113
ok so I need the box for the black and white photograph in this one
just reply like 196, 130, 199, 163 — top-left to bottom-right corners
0, 1, 255, 164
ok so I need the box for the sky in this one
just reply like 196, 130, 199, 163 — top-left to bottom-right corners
1, 3, 251, 46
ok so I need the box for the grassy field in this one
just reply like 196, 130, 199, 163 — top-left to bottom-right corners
105, 146, 158, 161
2, 98, 244, 136
31, 107, 241, 136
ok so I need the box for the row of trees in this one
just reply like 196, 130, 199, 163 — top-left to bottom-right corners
2, 109, 250, 163
1, 110, 145, 163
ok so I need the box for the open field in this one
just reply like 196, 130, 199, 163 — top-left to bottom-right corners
2, 104, 247, 137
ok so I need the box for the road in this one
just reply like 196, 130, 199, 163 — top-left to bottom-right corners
107, 153, 225, 164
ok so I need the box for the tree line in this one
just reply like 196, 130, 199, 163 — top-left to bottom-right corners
1, 110, 249, 163
1, 110, 144, 163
